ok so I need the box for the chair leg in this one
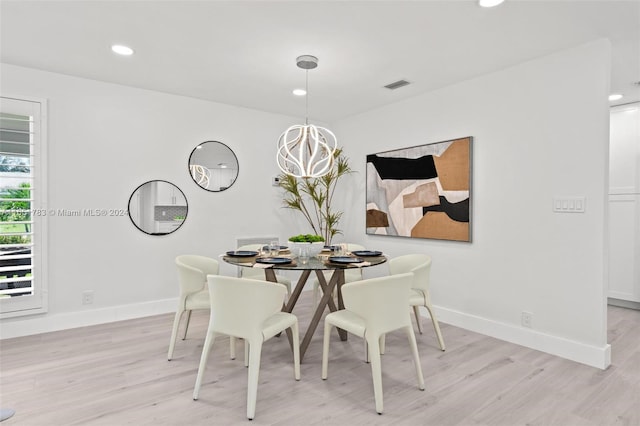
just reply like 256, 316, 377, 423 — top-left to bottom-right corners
167, 309, 184, 360
291, 321, 301, 381
321, 322, 333, 379
182, 310, 193, 340
246, 339, 263, 420
405, 326, 425, 390
367, 335, 384, 414
424, 304, 446, 351
193, 331, 217, 400
365, 334, 385, 363
412, 306, 423, 334
244, 339, 249, 367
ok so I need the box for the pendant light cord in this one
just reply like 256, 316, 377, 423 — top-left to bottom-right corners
305, 69, 309, 125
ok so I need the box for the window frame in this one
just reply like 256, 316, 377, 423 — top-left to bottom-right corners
0, 95, 48, 318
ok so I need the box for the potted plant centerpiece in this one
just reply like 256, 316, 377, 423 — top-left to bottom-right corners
279, 148, 353, 253
287, 234, 325, 258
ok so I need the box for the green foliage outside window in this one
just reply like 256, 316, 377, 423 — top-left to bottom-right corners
0, 182, 31, 243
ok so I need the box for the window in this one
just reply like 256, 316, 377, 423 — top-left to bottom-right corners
0, 96, 47, 317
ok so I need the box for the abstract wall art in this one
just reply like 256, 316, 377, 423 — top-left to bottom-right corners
366, 137, 472, 242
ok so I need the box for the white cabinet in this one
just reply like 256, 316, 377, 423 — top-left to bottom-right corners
156, 221, 182, 234
155, 181, 185, 205
608, 104, 640, 304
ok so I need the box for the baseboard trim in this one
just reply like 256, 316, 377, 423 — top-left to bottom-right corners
608, 297, 640, 310
424, 306, 611, 370
0, 298, 177, 340
2, 299, 612, 370
0, 287, 316, 340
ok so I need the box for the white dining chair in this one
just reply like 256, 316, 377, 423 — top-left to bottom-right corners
193, 275, 300, 420
321, 273, 425, 414
311, 243, 365, 305
237, 244, 292, 295
389, 254, 445, 351
169, 255, 236, 361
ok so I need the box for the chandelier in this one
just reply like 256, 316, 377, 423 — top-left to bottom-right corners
277, 55, 337, 178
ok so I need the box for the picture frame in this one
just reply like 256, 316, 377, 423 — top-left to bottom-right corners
366, 136, 472, 242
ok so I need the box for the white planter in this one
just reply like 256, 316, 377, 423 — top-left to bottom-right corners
288, 241, 325, 258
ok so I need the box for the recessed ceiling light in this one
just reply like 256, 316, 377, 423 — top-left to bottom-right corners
293, 89, 307, 96
609, 93, 623, 101
479, 0, 505, 7
111, 44, 134, 56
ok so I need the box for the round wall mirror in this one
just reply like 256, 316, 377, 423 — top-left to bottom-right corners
188, 141, 239, 191
128, 180, 188, 235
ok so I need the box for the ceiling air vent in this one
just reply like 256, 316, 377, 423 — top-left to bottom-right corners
384, 79, 411, 90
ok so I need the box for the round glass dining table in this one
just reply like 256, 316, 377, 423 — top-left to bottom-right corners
222, 252, 387, 361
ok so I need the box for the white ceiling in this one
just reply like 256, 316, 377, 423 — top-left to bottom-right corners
1, 0, 638, 122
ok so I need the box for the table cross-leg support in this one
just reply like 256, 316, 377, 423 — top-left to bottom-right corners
315, 269, 347, 340
314, 270, 339, 313
283, 269, 310, 313
264, 267, 346, 362
298, 269, 346, 360
264, 268, 311, 344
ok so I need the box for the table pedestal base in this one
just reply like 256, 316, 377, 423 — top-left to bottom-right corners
267, 268, 347, 361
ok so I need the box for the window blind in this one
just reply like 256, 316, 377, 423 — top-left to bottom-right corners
0, 96, 47, 317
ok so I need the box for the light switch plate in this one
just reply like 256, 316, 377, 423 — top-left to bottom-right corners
553, 196, 586, 213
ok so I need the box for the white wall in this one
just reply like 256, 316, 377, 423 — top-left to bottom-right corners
0, 39, 613, 369
0, 63, 304, 335
334, 39, 612, 368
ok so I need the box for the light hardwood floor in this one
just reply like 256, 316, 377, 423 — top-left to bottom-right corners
1, 294, 638, 426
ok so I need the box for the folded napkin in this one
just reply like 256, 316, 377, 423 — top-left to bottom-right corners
351, 261, 372, 268
253, 263, 274, 269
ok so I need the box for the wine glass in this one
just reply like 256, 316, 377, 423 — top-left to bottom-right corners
298, 247, 310, 265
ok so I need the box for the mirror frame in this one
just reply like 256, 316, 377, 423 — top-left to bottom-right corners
187, 140, 239, 192
127, 180, 188, 236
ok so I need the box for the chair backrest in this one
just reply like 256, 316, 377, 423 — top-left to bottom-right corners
341, 272, 413, 335
344, 243, 365, 281
237, 244, 265, 279
207, 275, 287, 340
238, 243, 263, 251
389, 254, 431, 293
346, 243, 365, 252
175, 255, 220, 295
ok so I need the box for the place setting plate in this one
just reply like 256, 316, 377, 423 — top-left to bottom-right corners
351, 250, 383, 257
225, 250, 259, 257
255, 257, 293, 265
328, 256, 365, 264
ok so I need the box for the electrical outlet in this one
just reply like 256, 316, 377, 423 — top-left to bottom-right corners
82, 290, 94, 305
521, 311, 533, 328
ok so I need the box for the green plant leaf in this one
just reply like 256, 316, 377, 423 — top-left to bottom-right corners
277, 148, 353, 244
